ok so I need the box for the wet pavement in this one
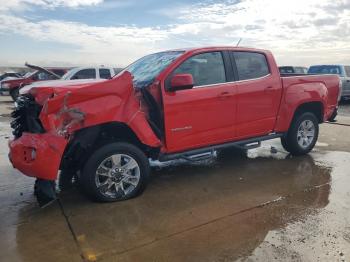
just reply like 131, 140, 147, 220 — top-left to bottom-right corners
0, 95, 350, 262
339, 100, 350, 116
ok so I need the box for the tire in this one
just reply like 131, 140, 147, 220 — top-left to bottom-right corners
10, 87, 19, 101
281, 112, 319, 156
81, 142, 150, 202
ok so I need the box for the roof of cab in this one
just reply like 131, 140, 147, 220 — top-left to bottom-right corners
166, 46, 270, 54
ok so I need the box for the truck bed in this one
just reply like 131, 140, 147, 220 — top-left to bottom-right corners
281, 74, 340, 112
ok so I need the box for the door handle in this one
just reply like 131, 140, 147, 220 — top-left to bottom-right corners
264, 86, 274, 92
218, 91, 232, 98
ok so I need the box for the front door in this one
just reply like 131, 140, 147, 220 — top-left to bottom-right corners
162, 51, 237, 153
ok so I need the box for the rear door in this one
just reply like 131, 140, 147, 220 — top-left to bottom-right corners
163, 51, 237, 153
231, 51, 282, 138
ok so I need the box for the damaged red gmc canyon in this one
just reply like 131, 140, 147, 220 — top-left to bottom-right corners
8, 47, 340, 205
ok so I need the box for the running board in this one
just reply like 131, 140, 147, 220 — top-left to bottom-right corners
238, 141, 261, 150
182, 151, 217, 162
159, 133, 283, 162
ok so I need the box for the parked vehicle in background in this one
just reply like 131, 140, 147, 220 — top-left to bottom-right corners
0, 63, 69, 101
8, 47, 340, 206
279, 66, 308, 74
19, 66, 116, 95
61, 66, 115, 80
308, 65, 350, 100
114, 68, 123, 74
0, 72, 22, 95
0, 72, 21, 81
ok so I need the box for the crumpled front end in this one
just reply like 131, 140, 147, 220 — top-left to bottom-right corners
9, 94, 69, 181
9, 133, 67, 180
8, 71, 160, 184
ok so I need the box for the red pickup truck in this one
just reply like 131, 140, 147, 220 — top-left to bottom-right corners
8, 47, 340, 205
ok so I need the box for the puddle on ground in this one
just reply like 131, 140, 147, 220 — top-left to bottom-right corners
0, 126, 349, 262
10, 145, 350, 261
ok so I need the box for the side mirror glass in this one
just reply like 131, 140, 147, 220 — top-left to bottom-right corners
169, 73, 194, 91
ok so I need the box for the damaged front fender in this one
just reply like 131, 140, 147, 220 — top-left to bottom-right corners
36, 71, 161, 148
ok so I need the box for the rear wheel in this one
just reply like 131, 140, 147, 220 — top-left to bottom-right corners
281, 112, 319, 156
81, 142, 150, 202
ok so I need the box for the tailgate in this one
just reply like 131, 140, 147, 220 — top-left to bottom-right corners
341, 77, 350, 96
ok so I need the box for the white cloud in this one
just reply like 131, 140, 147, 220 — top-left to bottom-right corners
168, 0, 350, 65
1, 0, 350, 66
0, 14, 169, 66
0, 0, 104, 11
45, 0, 104, 8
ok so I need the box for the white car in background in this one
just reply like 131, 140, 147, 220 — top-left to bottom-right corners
20, 66, 118, 95
0, 72, 22, 95
61, 66, 117, 80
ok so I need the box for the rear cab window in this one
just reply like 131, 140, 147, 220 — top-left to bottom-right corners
233, 52, 270, 81
99, 69, 112, 79
172, 52, 226, 87
72, 69, 96, 80
308, 65, 344, 76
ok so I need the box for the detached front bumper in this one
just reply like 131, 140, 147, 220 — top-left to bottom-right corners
9, 133, 68, 180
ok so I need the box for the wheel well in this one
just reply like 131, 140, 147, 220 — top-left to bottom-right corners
294, 102, 324, 123
60, 122, 159, 171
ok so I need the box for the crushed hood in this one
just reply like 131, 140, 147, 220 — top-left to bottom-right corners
29, 71, 135, 107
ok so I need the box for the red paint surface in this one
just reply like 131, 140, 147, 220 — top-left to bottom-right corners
170, 74, 194, 89
9, 133, 68, 180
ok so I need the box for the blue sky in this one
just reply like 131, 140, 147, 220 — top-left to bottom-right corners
18, 0, 203, 27
0, 0, 349, 67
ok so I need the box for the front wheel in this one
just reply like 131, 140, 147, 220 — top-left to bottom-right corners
281, 112, 319, 156
81, 142, 150, 202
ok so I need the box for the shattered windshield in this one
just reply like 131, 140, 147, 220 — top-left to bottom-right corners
122, 51, 184, 88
